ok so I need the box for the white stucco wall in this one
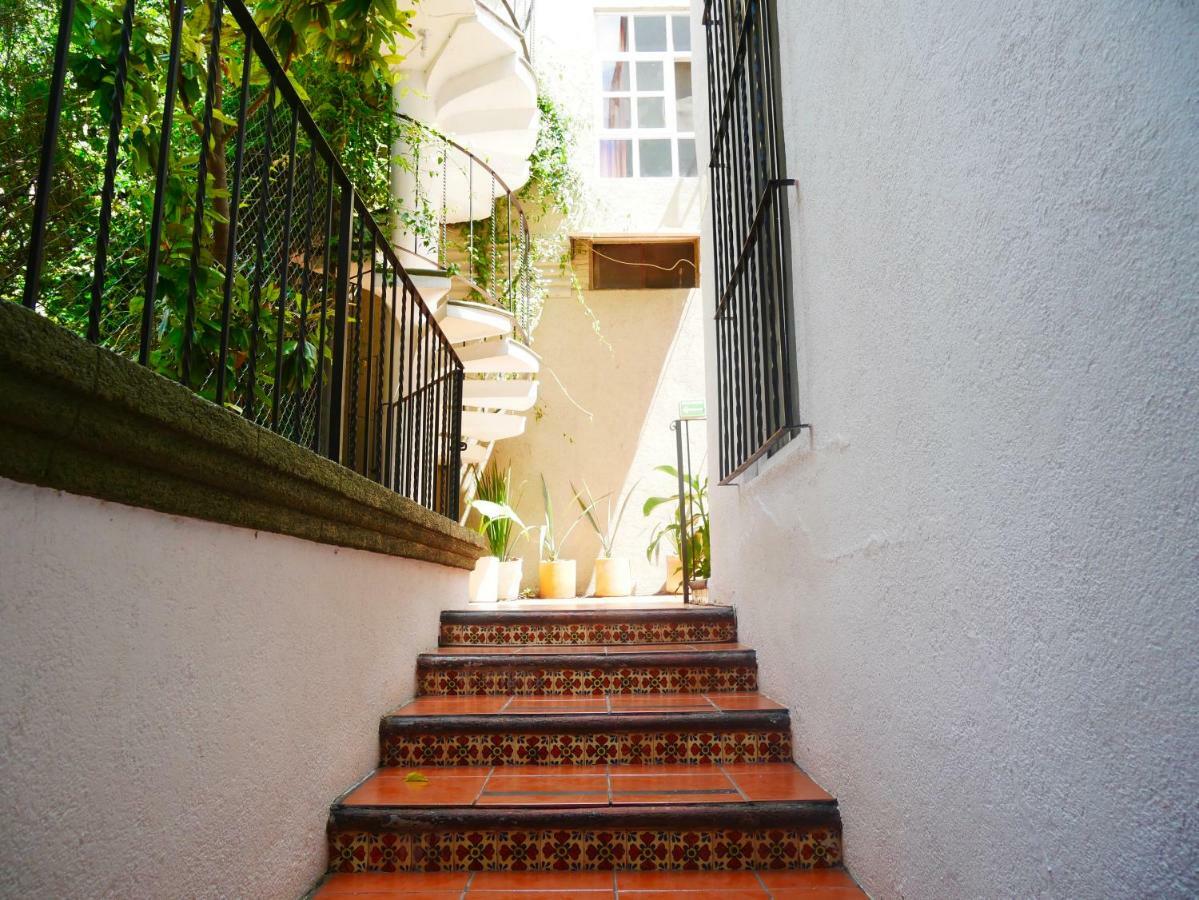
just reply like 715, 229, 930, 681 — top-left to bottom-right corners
692, 1, 1199, 897
0, 478, 467, 898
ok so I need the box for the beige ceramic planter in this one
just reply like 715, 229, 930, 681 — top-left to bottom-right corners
469, 556, 500, 604
497, 559, 523, 601
539, 560, 577, 599
594, 557, 633, 597
665, 554, 685, 594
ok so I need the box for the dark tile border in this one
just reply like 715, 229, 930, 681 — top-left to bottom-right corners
440, 607, 736, 626
416, 650, 757, 671
381, 709, 790, 737
328, 800, 839, 834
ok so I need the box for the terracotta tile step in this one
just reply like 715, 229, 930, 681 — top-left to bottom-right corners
313, 866, 865, 897
326, 802, 842, 875
343, 762, 833, 808
439, 606, 737, 647
380, 706, 791, 767
416, 649, 757, 696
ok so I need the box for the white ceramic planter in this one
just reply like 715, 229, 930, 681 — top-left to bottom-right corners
539, 559, 577, 599
594, 557, 633, 597
497, 559, 523, 601
665, 554, 684, 594
468, 556, 500, 604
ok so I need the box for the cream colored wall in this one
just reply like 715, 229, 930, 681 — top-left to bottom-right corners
486, 1, 709, 599
492, 248, 706, 594
486, 0, 708, 595
0, 477, 468, 898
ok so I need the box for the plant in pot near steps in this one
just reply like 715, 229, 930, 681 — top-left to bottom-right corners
537, 475, 597, 600
644, 464, 711, 596
573, 480, 640, 598
471, 465, 529, 602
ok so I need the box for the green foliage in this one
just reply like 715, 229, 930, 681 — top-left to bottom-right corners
393, 92, 584, 339
538, 474, 597, 563
573, 479, 639, 558
471, 463, 527, 561
644, 464, 711, 584
2, 0, 413, 406
519, 94, 583, 220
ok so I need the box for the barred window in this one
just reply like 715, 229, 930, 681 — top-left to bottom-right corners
703, 0, 802, 481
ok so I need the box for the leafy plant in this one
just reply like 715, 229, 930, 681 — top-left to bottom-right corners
538, 474, 597, 562
644, 464, 710, 584
470, 464, 527, 561
573, 480, 639, 558
3, 0, 415, 402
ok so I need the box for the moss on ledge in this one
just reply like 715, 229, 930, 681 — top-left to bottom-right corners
0, 302, 486, 569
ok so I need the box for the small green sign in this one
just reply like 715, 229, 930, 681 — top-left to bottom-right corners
678, 400, 706, 419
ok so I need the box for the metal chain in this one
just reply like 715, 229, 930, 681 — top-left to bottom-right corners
490, 174, 498, 293
440, 136, 448, 268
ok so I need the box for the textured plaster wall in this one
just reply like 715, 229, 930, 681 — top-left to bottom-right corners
0, 478, 466, 898
691, 0, 1199, 897
487, 0, 708, 594
492, 273, 707, 594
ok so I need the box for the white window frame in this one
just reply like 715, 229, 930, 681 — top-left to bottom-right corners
595, 9, 697, 179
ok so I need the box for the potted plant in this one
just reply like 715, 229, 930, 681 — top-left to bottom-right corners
537, 475, 596, 599
643, 465, 710, 595
471, 465, 528, 601
574, 480, 639, 597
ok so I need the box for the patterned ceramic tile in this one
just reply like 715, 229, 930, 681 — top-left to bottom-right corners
439, 619, 737, 647
329, 830, 373, 873
329, 825, 841, 874
382, 728, 791, 768
416, 663, 757, 697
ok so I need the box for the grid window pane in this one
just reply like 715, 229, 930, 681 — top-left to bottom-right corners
634, 15, 667, 51
597, 15, 629, 53
637, 97, 666, 129
675, 61, 693, 131
600, 140, 633, 177
605, 97, 632, 128
672, 15, 691, 51
639, 139, 673, 177
601, 61, 629, 92
678, 138, 697, 177
636, 61, 664, 91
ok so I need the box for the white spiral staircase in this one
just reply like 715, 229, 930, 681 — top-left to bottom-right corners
390, 0, 540, 506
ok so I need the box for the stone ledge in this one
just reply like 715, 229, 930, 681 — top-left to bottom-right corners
0, 302, 487, 569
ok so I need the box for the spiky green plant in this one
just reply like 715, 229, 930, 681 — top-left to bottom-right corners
472, 464, 526, 561
573, 480, 640, 558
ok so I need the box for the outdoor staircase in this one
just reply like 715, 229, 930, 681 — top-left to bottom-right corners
390, 0, 542, 493
308, 602, 865, 897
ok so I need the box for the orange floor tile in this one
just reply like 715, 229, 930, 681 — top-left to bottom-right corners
339, 761, 832, 808
314, 867, 866, 897
389, 692, 785, 717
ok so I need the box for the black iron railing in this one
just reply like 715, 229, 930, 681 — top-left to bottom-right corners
393, 114, 537, 340
479, 0, 536, 61
670, 416, 709, 604
703, 0, 802, 483
10, 0, 463, 519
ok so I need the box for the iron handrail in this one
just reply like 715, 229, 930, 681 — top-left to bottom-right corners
17, 0, 464, 519
394, 112, 536, 340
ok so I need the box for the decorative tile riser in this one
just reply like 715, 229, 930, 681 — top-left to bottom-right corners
328, 827, 841, 874
416, 666, 758, 696
382, 730, 792, 767
440, 621, 737, 647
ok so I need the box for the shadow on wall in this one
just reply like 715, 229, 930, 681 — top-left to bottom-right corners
492, 279, 703, 595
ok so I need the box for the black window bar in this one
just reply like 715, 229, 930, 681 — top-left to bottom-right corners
703, 0, 803, 484
12, 0, 464, 520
